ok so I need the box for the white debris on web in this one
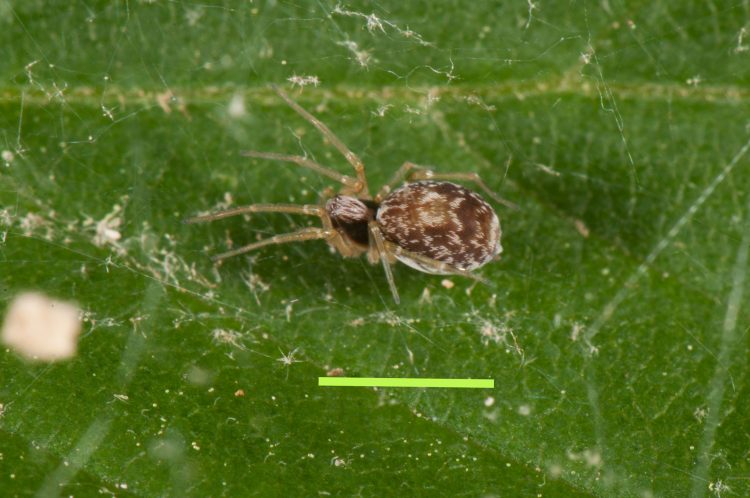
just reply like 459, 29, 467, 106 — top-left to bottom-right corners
0, 208, 11, 226
423, 88, 440, 109
570, 322, 584, 341
532, 162, 561, 177
332, 4, 433, 46
1, 292, 83, 362
418, 287, 431, 304
93, 204, 123, 248
19, 212, 52, 239
523, 0, 538, 31
735, 27, 748, 53
241, 270, 270, 305
1, 150, 14, 165
468, 311, 524, 360
369, 311, 418, 327
184, 7, 204, 26
276, 348, 301, 367
155, 90, 188, 117
336, 40, 372, 68
686, 75, 702, 87
287, 74, 320, 88
372, 103, 393, 117
566, 448, 603, 468
211, 328, 245, 349
693, 406, 708, 422
465, 95, 496, 112
579, 46, 593, 65
101, 104, 115, 121
709, 480, 731, 497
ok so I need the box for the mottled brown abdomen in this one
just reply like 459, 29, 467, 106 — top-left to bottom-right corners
376, 181, 502, 272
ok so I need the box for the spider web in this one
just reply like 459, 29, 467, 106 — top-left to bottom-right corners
1, 1, 750, 496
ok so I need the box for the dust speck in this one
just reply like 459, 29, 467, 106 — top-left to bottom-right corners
440, 279, 454, 289
574, 219, 590, 238
228, 93, 246, 118
326, 367, 345, 377
1, 292, 82, 361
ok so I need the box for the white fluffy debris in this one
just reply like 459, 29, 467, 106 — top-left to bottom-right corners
2, 292, 83, 361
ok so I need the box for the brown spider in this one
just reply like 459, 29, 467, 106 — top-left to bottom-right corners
186, 88, 507, 304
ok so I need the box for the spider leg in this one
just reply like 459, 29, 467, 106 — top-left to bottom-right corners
185, 203, 323, 224
212, 227, 335, 262
387, 241, 490, 285
241, 151, 360, 190
368, 221, 400, 304
274, 86, 370, 197
375, 161, 421, 202
376, 161, 517, 210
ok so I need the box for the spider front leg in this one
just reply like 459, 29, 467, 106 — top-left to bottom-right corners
274, 86, 370, 197
375, 161, 517, 209
240, 151, 362, 193
212, 227, 336, 262
185, 203, 323, 224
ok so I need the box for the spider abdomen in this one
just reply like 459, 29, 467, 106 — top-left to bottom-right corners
376, 181, 502, 273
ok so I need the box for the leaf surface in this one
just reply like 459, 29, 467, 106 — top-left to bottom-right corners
1, 2, 749, 496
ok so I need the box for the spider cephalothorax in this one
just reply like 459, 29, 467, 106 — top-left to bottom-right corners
187, 87, 507, 303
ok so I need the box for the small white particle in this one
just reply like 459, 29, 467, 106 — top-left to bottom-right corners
574, 219, 590, 238
517, 404, 531, 416
441, 279, 454, 289
228, 93, 246, 118
1, 150, 14, 164
484, 396, 495, 407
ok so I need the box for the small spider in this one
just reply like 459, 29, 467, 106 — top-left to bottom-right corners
186, 87, 508, 304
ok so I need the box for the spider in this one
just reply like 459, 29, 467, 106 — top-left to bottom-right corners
186, 87, 507, 304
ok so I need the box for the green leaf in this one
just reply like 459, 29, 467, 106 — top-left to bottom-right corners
2, 1, 749, 496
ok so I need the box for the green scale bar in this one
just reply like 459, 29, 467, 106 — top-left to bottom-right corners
319, 377, 494, 388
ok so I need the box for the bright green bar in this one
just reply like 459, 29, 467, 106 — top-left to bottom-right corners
318, 377, 494, 388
